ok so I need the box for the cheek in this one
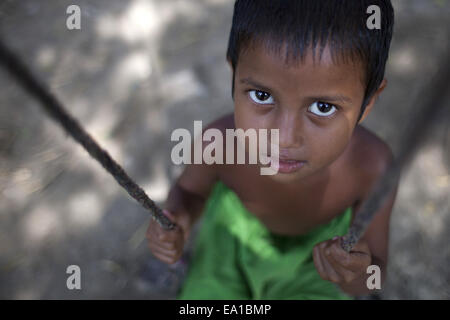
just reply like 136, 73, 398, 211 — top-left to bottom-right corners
234, 102, 267, 131
233, 104, 275, 157
233, 107, 247, 130
233, 95, 248, 129
307, 120, 353, 165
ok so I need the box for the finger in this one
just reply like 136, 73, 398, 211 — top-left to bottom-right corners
149, 244, 178, 259
163, 209, 192, 238
327, 249, 359, 283
154, 252, 179, 265
315, 242, 333, 280
146, 224, 177, 245
148, 239, 178, 255
156, 247, 182, 264
149, 238, 176, 251
330, 241, 356, 270
332, 237, 371, 272
146, 221, 157, 239
151, 249, 175, 261
321, 246, 343, 283
147, 210, 177, 230
146, 219, 168, 239
346, 252, 372, 271
350, 240, 371, 256
158, 227, 183, 242
335, 244, 371, 271
162, 209, 179, 226
313, 245, 328, 281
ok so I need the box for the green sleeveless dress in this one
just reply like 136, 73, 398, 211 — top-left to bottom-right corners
177, 181, 353, 300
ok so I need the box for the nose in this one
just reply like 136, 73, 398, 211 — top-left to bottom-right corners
275, 109, 304, 149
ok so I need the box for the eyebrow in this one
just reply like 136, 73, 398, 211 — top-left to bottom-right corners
240, 77, 353, 105
240, 77, 273, 93
306, 94, 353, 104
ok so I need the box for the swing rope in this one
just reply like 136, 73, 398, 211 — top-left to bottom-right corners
0, 38, 448, 252
341, 49, 449, 251
0, 38, 176, 231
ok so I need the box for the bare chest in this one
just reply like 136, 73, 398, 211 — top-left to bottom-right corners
220, 166, 357, 236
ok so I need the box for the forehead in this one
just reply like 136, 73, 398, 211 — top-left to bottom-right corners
236, 41, 365, 99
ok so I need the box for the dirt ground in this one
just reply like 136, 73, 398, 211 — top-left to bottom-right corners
0, 0, 448, 299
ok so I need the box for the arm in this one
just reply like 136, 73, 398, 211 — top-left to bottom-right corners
164, 156, 219, 238
147, 118, 224, 264
165, 116, 230, 231
335, 182, 398, 296
313, 134, 399, 296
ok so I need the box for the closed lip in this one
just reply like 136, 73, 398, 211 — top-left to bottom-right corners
261, 154, 306, 162
278, 158, 305, 163
277, 158, 306, 174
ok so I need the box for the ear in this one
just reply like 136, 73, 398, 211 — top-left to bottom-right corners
227, 58, 234, 80
358, 79, 388, 123
226, 58, 234, 83
227, 58, 235, 100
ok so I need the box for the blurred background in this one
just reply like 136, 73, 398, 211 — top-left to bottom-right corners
0, 0, 448, 299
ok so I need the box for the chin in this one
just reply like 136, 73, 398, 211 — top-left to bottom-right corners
263, 167, 309, 183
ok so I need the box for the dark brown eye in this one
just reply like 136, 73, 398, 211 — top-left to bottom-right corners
317, 102, 332, 113
249, 90, 273, 104
255, 91, 270, 101
308, 101, 337, 116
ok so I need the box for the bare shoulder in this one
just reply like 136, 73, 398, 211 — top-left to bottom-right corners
203, 112, 235, 162
348, 125, 394, 184
204, 112, 235, 132
345, 130, 397, 271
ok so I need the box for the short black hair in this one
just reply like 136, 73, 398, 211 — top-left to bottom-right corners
226, 0, 394, 120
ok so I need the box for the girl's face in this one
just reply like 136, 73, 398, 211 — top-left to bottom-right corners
232, 41, 368, 183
